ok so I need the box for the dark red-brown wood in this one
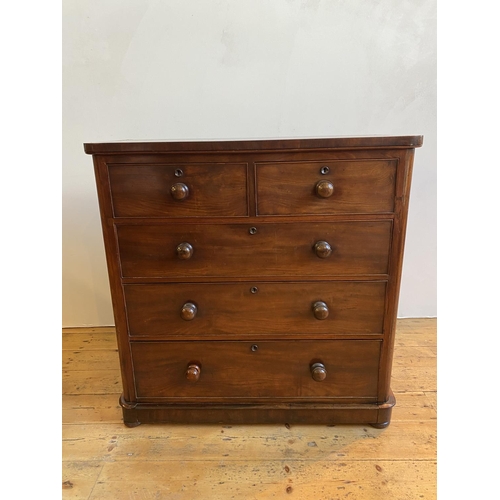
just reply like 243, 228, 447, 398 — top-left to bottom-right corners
108, 162, 248, 217
123, 281, 386, 338
119, 393, 396, 428
86, 136, 422, 427
130, 340, 380, 401
84, 135, 423, 154
256, 159, 397, 215
116, 221, 392, 278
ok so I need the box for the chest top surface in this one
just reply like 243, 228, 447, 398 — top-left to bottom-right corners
84, 135, 423, 154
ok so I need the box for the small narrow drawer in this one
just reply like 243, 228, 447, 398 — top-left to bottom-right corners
108, 162, 248, 217
124, 281, 386, 338
116, 221, 392, 278
256, 159, 397, 215
131, 340, 381, 401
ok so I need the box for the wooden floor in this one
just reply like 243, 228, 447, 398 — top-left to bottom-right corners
62, 318, 436, 499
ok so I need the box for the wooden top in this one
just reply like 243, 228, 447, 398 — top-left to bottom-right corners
84, 135, 423, 155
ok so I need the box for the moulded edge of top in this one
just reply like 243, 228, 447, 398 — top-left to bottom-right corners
83, 135, 423, 155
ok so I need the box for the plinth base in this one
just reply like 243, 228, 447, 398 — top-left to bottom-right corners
120, 392, 396, 428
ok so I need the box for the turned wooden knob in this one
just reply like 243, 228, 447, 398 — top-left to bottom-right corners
180, 302, 197, 321
312, 301, 329, 320
311, 362, 327, 382
314, 241, 332, 258
315, 180, 334, 198
176, 242, 193, 260
186, 363, 201, 382
170, 182, 189, 200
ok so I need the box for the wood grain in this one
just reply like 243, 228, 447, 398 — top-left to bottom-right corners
256, 159, 397, 215
62, 331, 117, 350
63, 350, 119, 371
63, 395, 122, 424
83, 135, 424, 154
394, 318, 437, 347
108, 162, 248, 217
62, 420, 435, 462
62, 318, 436, 499
62, 461, 103, 500
92, 155, 137, 401
130, 340, 381, 401
373, 148, 413, 403
87, 137, 422, 427
63, 370, 121, 395
87, 460, 436, 500
124, 281, 387, 338
117, 220, 392, 278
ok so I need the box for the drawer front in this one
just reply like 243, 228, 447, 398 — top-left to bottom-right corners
256, 159, 397, 215
117, 221, 392, 278
108, 163, 248, 217
131, 340, 380, 400
124, 281, 386, 337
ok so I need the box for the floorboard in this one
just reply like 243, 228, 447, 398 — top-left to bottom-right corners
62, 318, 437, 499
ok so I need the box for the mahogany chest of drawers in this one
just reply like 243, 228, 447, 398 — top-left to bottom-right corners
84, 136, 422, 428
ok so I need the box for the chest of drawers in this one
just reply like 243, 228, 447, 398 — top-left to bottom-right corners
84, 136, 422, 428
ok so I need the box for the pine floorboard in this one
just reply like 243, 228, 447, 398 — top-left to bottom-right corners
62, 318, 436, 499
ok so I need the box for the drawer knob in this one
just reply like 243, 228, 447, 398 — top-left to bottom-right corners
311, 362, 327, 382
186, 363, 201, 382
180, 302, 197, 321
171, 182, 190, 200
312, 301, 329, 320
315, 180, 334, 198
314, 241, 332, 258
176, 242, 193, 260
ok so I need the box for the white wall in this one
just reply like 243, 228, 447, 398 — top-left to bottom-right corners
62, 0, 436, 326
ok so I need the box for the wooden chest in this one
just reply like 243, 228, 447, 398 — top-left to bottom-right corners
84, 136, 422, 428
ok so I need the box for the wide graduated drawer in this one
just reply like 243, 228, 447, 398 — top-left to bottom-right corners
256, 159, 397, 215
131, 340, 381, 401
117, 221, 392, 278
124, 281, 386, 337
108, 162, 248, 217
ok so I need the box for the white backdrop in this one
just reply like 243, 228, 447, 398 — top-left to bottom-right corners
62, 0, 436, 326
